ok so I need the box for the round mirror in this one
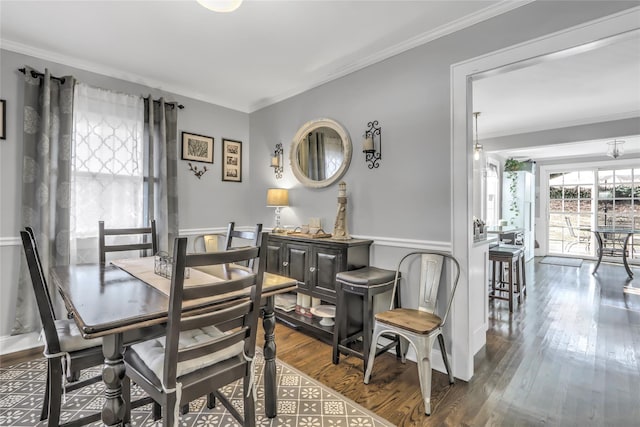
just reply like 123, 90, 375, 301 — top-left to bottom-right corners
290, 118, 352, 188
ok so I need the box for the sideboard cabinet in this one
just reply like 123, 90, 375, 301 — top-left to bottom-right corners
266, 233, 372, 341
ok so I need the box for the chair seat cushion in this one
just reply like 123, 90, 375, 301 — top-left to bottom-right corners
375, 308, 442, 334
336, 267, 396, 287
130, 325, 244, 381
44, 319, 102, 353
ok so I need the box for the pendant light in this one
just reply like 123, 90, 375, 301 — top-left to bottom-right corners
607, 139, 625, 159
473, 112, 483, 161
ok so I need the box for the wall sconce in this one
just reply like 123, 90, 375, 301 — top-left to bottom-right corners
266, 188, 289, 233
363, 120, 382, 169
270, 143, 284, 179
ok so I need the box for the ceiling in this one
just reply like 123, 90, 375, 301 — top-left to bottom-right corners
0, 0, 514, 113
473, 29, 640, 161
2, 1, 639, 161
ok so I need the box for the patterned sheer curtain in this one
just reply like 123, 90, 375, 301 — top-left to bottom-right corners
70, 83, 145, 263
13, 67, 76, 334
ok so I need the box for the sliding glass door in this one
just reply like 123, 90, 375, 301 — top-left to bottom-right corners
547, 167, 640, 260
548, 171, 594, 255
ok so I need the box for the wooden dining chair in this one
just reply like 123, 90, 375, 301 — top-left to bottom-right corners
98, 219, 158, 264
20, 228, 104, 427
363, 251, 461, 416
224, 222, 263, 269
123, 234, 266, 427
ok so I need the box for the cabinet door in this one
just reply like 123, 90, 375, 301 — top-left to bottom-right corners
284, 242, 310, 291
266, 242, 283, 274
312, 246, 344, 298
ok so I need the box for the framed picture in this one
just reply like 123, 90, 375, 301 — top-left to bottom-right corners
0, 99, 5, 140
181, 132, 214, 163
222, 138, 242, 182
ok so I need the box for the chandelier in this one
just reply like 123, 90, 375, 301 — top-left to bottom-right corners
607, 139, 625, 159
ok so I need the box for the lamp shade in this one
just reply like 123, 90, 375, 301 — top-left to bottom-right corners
266, 188, 289, 207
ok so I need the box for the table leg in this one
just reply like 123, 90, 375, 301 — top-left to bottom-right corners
622, 233, 634, 278
592, 231, 604, 275
262, 296, 277, 418
102, 333, 126, 426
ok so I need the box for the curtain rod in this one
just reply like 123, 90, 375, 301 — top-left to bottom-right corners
18, 68, 185, 109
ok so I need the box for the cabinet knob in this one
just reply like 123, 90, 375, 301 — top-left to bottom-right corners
282, 261, 289, 267
309, 267, 316, 272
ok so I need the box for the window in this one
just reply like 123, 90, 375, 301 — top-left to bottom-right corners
70, 84, 145, 263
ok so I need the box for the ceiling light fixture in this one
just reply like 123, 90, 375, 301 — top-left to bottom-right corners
607, 139, 625, 159
473, 112, 483, 161
196, 0, 243, 13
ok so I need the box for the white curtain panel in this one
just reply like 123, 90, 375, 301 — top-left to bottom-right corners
70, 83, 145, 264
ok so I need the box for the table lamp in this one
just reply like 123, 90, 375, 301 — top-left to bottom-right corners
266, 188, 289, 233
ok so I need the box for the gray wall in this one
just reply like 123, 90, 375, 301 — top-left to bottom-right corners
247, 1, 637, 241
0, 49, 253, 336
1, 0, 636, 340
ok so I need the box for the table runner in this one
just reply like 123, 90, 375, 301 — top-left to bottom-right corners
111, 257, 223, 296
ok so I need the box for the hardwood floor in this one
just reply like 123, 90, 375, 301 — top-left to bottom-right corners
258, 258, 640, 426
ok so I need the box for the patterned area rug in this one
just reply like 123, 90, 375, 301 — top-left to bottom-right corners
0, 351, 392, 426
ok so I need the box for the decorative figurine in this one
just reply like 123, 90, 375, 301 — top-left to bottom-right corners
332, 181, 351, 240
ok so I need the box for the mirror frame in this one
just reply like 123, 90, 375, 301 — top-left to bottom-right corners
289, 118, 352, 188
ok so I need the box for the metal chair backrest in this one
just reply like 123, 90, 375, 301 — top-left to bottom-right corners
99, 220, 158, 264
391, 251, 461, 328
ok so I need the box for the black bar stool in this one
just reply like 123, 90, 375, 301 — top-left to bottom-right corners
333, 267, 402, 372
489, 244, 526, 312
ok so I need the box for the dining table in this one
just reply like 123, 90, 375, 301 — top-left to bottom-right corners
591, 227, 636, 278
51, 257, 297, 426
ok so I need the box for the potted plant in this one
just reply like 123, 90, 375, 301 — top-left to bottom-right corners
504, 158, 523, 225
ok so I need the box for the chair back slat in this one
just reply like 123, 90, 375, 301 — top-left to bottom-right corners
186, 246, 260, 268
162, 233, 266, 389
182, 276, 256, 301
99, 220, 158, 264
418, 254, 444, 314
20, 230, 62, 353
179, 301, 251, 332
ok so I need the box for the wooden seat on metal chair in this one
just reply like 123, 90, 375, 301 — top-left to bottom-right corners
363, 251, 461, 416
98, 220, 158, 264
124, 235, 266, 427
20, 228, 104, 427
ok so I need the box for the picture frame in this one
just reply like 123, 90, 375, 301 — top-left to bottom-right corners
0, 99, 6, 140
222, 138, 242, 182
181, 132, 214, 163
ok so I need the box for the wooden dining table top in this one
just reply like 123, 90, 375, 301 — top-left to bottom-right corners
51, 259, 296, 339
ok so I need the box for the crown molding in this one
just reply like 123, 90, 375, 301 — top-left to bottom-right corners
248, 0, 534, 112
0, 39, 250, 113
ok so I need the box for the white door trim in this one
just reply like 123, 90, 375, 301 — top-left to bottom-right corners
450, 7, 640, 381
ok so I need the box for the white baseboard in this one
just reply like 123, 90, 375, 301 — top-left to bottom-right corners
0, 332, 41, 356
